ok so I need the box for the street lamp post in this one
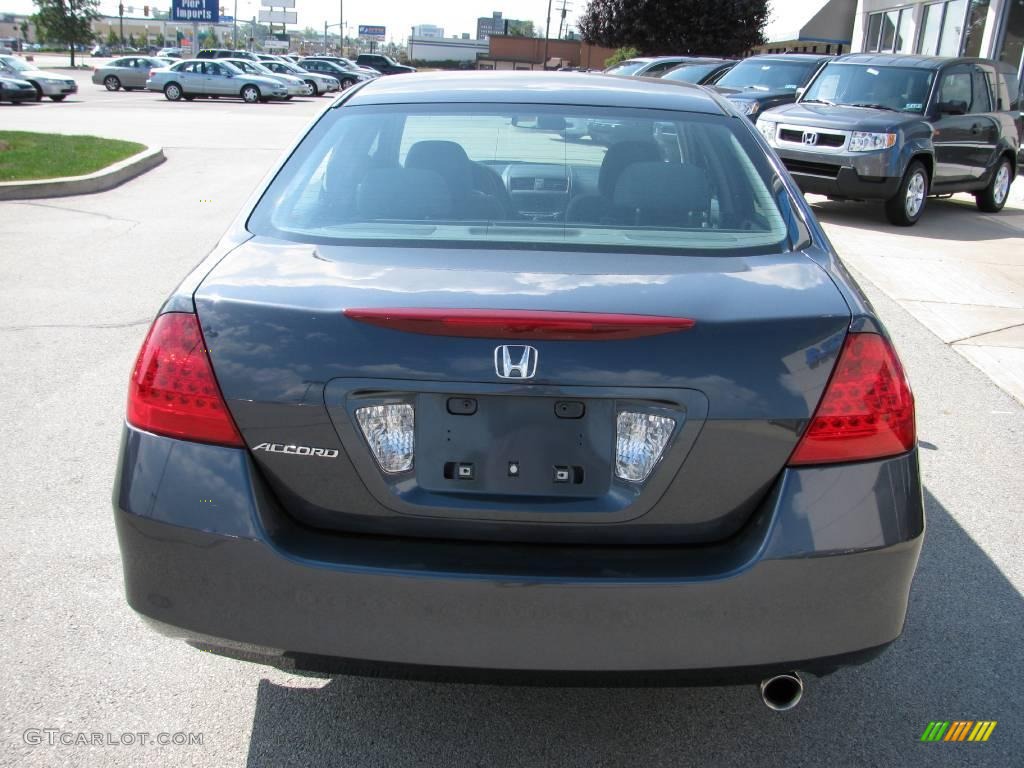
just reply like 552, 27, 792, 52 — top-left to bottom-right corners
233, 0, 238, 48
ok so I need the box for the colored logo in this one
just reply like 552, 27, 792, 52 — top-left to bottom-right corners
920, 721, 997, 742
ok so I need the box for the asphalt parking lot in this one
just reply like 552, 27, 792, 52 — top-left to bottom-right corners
1, 65, 1022, 767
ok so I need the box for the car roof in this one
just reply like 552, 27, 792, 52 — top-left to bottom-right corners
741, 53, 831, 63
832, 53, 996, 70
344, 71, 727, 114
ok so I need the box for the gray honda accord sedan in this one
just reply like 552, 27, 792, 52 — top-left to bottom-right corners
113, 72, 922, 709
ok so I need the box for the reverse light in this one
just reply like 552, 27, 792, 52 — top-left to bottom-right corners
615, 411, 676, 482
355, 404, 415, 473
788, 332, 915, 466
849, 131, 897, 152
127, 312, 243, 447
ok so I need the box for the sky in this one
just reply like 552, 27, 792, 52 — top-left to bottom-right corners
4, 0, 582, 42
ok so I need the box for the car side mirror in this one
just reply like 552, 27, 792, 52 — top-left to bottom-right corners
937, 100, 967, 115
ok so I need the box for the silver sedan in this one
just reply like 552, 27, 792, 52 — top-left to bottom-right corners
92, 56, 175, 91
146, 59, 288, 103
222, 58, 306, 98
260, 59, 339, 96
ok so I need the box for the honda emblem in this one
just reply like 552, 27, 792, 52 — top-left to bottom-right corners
494, 345, 539, 379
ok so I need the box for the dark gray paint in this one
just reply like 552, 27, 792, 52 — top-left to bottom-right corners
114, 426, 923, 672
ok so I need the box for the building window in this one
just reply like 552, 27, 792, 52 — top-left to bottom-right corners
865, 6, 917, 53
997, 0, 1024, 71
916, 0, 969, 55
962, 1, 989, 58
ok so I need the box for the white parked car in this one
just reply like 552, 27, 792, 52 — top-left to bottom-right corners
0, 55, 78, 101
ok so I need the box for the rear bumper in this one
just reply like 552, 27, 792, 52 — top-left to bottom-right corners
113, 426, 924, 680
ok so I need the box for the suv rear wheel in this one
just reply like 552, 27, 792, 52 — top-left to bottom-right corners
975, 158, 1013, 213
885, 160, 928, 226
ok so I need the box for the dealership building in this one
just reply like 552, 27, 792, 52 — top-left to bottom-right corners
851, 0, 1024, 77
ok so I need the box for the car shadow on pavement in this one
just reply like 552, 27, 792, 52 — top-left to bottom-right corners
243, 488, 1021, 767
810, 195, 1024, 242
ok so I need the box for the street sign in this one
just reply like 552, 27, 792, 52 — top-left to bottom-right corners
264, 40, 288, 50
170, 0, 219, 23
258, 10, 297, 24
261, 0, 295, 6
358, 25, 386, 40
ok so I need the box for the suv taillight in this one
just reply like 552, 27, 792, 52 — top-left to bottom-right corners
126, 312, 243, 447
788, 332, 915, 466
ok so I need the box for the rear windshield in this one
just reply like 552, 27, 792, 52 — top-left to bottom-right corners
247, 103, 801, 254
803, 63, 935, 113
716, 59, 818, 91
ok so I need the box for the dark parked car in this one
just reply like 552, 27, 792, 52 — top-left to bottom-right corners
196, 48, 259, 62
297, 58, 374, 88
710, 53, 829, 121
757, 54, 1022, 225
300, 55, 380, 77
657, 58, 736, 85
0, 73, 36, 103
114, 72, 922, 709
355, 52, 415, 75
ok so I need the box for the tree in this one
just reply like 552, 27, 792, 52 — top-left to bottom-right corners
578, 0, 768, 57
604, 46, 639, 68
19, 20, 30, 42
32, 0, 100, 65
106, 27, 118, 47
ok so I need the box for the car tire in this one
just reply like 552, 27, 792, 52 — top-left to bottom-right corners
340, 78, 356, 90
104, 75, 121, 91
885, 160, 929, 226
975, 157, 1013, 213
303, 80, 318, 96
49, 95, 66, 102
241, 84, 260, 104
163, 82, 183, 101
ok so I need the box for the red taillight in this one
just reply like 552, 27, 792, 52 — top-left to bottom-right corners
788, 332, 915, 466
343, 308, 695, 340
126, 313, 243, 447
148, 69, 155, 77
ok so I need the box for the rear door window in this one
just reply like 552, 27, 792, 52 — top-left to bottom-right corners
970, 66, 992, 112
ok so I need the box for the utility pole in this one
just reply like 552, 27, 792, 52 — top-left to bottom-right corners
543, 0, 552, 69
118, 2, 125, 49
557, 0, 572, 40
233, 0, 238, 48
339, 0, 343, 55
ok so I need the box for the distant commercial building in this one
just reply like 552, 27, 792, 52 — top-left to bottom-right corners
407, 35, 488, 63
749, 0, 856, 55
852, 0, 1024, 78
412, 24, 444, 39
477, 11, 530, 39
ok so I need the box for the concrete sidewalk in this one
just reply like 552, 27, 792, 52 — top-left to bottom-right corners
812, 186, 1024, 404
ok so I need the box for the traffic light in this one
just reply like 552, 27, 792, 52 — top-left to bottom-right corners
220, 6, 225, 14
144, 5, 149, 15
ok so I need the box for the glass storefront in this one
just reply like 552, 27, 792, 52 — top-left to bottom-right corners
861, 0, 1024, 79
998, 0, 1024, 72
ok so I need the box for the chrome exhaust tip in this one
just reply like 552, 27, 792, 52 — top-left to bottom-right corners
759, 672, 804, 711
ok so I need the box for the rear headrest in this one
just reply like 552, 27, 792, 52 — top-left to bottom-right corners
405, 140, 474, 193
357, 168, 453, 220
613, 162, 710, 220
598, 141, 663, 197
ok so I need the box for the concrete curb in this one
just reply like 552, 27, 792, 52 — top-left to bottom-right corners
0, 145, 165, 201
